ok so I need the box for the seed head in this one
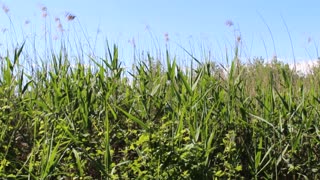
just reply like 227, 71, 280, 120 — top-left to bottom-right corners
225, 20, 234, 27
164, 33, 169, 42
236, 36, 241, 42
2, 4, 9, 14
57, 22, 63, 32
41, 5, 47, 18
41, 6, 47, 12
66, 13, 76, 21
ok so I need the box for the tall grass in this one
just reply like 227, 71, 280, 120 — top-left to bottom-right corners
0, 5, 320, 179
0, 38, 320, 179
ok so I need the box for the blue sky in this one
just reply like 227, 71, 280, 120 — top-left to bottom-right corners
0, 1, 319, 66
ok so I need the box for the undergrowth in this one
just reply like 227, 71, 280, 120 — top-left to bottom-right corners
0, 41, 320, 179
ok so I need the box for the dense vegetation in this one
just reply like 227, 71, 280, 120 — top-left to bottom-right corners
0, 41, 320, 179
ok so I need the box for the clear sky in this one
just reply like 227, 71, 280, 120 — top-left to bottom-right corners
0, 1, 319, 66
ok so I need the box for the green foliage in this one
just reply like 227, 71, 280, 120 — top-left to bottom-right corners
0, 41, 320, 179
